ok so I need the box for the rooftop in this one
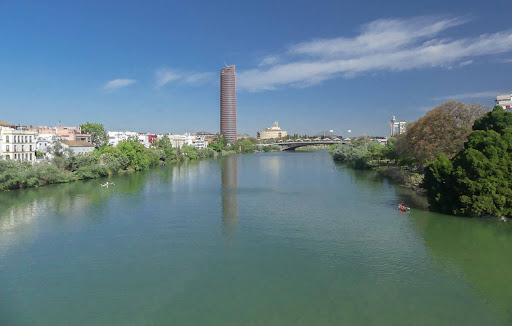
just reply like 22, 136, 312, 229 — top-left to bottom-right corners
0, 120, 16, 128
62, 140, 95, 147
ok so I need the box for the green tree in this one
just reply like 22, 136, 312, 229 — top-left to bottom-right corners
383, 137, 398, 162
79, 122, 108, 148
48, 139, 74, 169
95, 146, 130, 171
237, 139, 255, 154
152, 135, 177, 161
208, 135, 226, 152
181, 144, 199, 159
367, 143, 384, 164
332, 140, 370, 169
117, 137, 150, 171
424, 106, 512, 217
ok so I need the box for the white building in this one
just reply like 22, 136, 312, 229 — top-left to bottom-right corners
166, 133, 208, 149
257, 122, 288, 140
108, 131, 140, 147
496, 93, 512, 110
35, 134, 56, 153
108, 131, 159, 148
185, 133, 208, 149
61, 140, 95, 155
0, 121, 37, 162
390, 116, 407, 136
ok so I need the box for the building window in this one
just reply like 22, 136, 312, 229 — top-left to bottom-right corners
30, 145, 32, 151
5, 136, 9, 143
21, 145, 24, 152
14, 154, 16, 159
30, 153, 32, 160
5, 155, 10, 160
6, 145, 9, 152
13, 145, 16, 152
25, 136, 28, 142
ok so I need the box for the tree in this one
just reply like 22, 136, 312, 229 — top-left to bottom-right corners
332, 139, 371, 169
383, 137, 398, 162
208, 135, 226, 152
395, 101, 490, 167
80, 122, 108, 148
117, 137, 150, 171
423, 106, 512, 217
152, 135, 177, 161
237, 139, 255, 154
95, 145, 130, 171
367, 143, 384, 164
48, 138, 74, 168
181, 144, 199, 159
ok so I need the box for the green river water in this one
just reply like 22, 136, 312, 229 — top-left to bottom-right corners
0, 151, 511, 325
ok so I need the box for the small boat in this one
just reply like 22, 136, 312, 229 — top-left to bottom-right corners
101, 182, 115, 187
397, 202, 410, 212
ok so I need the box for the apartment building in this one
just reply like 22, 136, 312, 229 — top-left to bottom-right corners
496, 94, 512, 110
0, 121, 37, 162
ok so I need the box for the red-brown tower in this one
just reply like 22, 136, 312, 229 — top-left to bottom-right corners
220, 65, 237, 144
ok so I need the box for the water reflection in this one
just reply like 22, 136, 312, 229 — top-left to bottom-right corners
221, 155, 238, 239
410, 210, 512, 320
260, 154, 281, 177
0, 173, 147, 256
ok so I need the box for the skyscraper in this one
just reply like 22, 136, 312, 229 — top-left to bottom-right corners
220, 65, 237, 143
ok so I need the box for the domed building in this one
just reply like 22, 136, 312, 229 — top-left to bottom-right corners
257, 122, 287, 140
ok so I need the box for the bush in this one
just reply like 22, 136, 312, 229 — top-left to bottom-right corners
424, 106, 512, 217
117, 138, 151, 171
0, 161, 75, 190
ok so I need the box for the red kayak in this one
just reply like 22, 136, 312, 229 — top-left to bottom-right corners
397, 204, 410, 212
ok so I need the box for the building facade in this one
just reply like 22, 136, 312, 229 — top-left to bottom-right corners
390, 116, 407, 136
61, 140, 95, 155
257, 122, 288, 140
0, 121, 37, 162
220, 65, 237, 144
496, 94, 512, 110
38, 123, 92, 143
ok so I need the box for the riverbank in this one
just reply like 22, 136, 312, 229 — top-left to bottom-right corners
0, 139, 216, 191
373, 165, 426, 195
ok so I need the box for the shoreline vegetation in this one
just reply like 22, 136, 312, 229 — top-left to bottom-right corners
0, 132, 269, 192
332, 101, 512, 220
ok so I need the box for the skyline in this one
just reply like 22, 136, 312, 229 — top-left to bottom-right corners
1, 1, 512, 136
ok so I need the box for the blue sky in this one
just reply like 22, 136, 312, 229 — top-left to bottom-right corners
1, 0, 512, 137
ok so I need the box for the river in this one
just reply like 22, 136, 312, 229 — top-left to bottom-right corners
0, 151, 511, 325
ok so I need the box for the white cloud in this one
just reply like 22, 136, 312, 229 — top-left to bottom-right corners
289, 16, 468, 58
104, 78, 136, 92
258, 55, 280, 66
459, 60, 473, 67
237, 16, 512, 92
184, 72, 215, 84
156, 68, 214, 88
155, 68, 181, 88
433, 90, 506, 101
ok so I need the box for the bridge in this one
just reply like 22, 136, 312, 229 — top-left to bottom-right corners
256, 140, 347, 151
